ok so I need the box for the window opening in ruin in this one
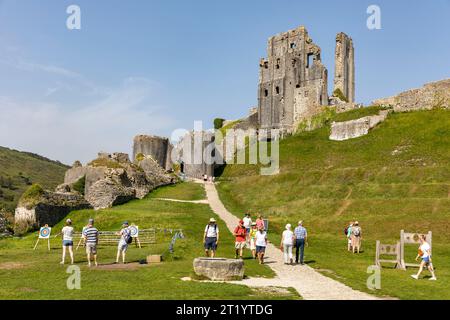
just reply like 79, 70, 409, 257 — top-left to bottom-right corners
307, 54, 314, 68
296, 84, 300, 88
276, 86, 280, 94
290, 42, 296, 49
264, 61, 268, 69
180, 162, 185, 174
276, 58, 280, 69
264, 89, 268, 97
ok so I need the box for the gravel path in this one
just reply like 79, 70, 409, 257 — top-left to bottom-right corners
154, 198, 209, 204
204, 182, 380, 300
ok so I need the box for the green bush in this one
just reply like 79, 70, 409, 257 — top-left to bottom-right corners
72, 175, 86, 195
214, 118, 225, 130
333, 88, 349, 103
19, 184, 44, 209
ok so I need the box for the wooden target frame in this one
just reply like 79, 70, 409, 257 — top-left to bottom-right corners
375, 241, 402, 269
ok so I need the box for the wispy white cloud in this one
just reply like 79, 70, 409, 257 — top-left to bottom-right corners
0, 77, 176, 164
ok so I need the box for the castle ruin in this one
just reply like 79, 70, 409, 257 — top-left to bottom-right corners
334, 32, 355, 102
258, 25, 355, 133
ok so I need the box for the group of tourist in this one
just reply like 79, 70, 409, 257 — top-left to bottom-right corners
203, 214, 308, 265
56, 218, 133, 267
203, 216, 437, 281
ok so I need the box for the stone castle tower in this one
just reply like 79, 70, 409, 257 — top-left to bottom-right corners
258, 26, 328, 133
258, 26, 355, 133
334, 32, 355, 102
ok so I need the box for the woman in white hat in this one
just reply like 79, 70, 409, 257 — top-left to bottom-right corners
60, 219, 74, 264
280, 223, 295, 264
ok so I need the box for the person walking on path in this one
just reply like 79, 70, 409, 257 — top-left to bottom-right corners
280, 224, 295, 264
243, 213, 252, 244
59, 219, 74, 265
233, 220, 247, 259
351, 221, 362, 254
294, 221, 308, 265
116, 221, 131, 264
255, 225, 268, 264
249, 222, 258, 259
411, 235, 437, 281
255, 214, 265, 230
83, 218, 99, 267
203, 218, 219, 257
346, 222, 353, 252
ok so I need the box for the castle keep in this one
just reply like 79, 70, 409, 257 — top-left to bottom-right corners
258, 26, 355, 133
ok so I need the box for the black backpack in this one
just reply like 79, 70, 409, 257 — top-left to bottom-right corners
124, 229, 133, 244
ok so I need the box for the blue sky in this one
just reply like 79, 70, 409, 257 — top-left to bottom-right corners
0, 0, 449, 164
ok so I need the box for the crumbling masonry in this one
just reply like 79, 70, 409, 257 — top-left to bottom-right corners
334, 32, 355, 103
258, 26, 355, 134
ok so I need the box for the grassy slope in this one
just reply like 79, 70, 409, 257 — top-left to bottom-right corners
217, 109, 450, 300
0, 146, 68, 212
0, 182, 299, 300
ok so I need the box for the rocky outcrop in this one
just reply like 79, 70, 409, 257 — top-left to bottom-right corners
372, 79, 450, 112
0, 212, 12, 237
193, 258, 244, 281
59, 152, 176, 210
15, 191, 91, 230
330, 110, 389, 141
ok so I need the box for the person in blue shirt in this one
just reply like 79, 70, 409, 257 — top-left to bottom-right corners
294, 221, 308, 265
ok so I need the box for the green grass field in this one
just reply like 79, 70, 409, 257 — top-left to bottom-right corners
0, 182, 300, 300
217, 109, 450, 300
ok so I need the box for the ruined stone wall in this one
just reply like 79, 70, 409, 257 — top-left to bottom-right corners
132, 135, 172, 170
175, 131, 216, 179
334, 32, 355, 103
329, 110, 389, 141
258, 26, 328, 133
372, 79, 450, 112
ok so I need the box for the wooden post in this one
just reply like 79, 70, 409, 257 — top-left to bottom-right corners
33, 238, 40, 250
375, 240, 380, 267
400, 229, 405, 270
47, 237, 51, 251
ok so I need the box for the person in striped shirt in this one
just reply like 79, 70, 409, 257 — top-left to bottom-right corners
83, 218, 99, 267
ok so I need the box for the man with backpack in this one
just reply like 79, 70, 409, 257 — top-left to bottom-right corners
203, 218, 219, 257
116, 221, 132, 264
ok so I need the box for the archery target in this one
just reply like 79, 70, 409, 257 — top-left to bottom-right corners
129, 226, 139, 238
39, 226, 51, 239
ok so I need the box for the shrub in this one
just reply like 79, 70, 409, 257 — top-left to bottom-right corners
19, 184, 44, 209
135, 153, 145, 162
333, 88, 349, 103
214, 118, 225, 130
72, 175, 86, 195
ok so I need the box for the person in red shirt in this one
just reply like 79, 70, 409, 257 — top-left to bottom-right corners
233, 220, 247, 259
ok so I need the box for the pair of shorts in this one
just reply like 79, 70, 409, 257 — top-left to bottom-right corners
235, 241, 246, 249
245, 228, 250, 234
118, 241, 128, 252
422, 256, 431, 264
63, 240, 73, 247
204, 237, 217, 250
256, 246, 266, 254
85, 243, 97, 255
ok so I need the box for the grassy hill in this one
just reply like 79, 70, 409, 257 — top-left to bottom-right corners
217, 108, 450, 299
0, 182, 300, 300
0, 146, 68, 213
